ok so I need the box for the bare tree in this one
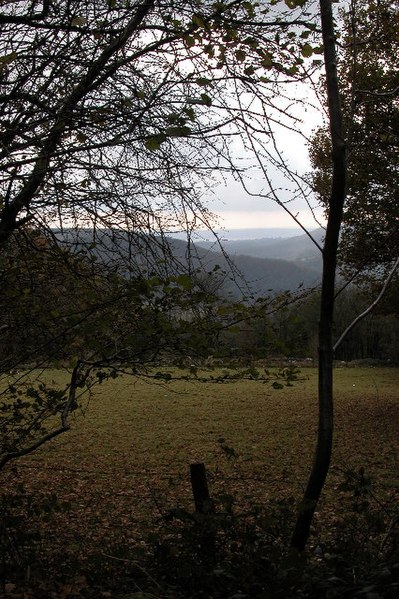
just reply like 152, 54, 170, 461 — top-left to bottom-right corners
209, 0, 397, 551
290, 0, 346, 550
0, 1, 314, 250
1, 0, 319, 472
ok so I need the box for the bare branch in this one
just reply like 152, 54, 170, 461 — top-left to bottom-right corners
333, 257, 399, 351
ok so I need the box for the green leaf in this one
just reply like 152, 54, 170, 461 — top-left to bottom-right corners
165, 126, 191, 138
166, 112, 179, 124
176, 274, 193, 290
204, 43, 215, 58
196, 77, 212, 86
183, 107, 196, 121
0, 51, 17, 65
200, 93, 212, 107
235, 49, 246, 63
244, 65, 256, 76
76, 132, 88, 143
227, 326, 240, 334
243, 2, 255, 17
285, 0, 307, 7
71, 16, 87, 27
192, 14, 206, 28
69, 356, 79, 368
261, 52, 273, 68
301, 43, 313, 58
144, 134, 166, 151
183, 35, 196, 48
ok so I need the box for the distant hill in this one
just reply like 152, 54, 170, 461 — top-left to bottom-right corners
196, 228, 324, 274
219, 253, 320, 298
57, 228, 321, 298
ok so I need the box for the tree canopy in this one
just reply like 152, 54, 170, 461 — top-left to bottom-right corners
309, 0, 399, 274
0, 0, 318, 254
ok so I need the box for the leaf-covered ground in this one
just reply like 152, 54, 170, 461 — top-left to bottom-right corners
2, 366, 398, 597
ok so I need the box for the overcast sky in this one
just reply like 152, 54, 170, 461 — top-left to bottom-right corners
201, 0, 327, 235
203, 77, 326, 234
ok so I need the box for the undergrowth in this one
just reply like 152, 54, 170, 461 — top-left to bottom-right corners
151, 467, 398, 598
1, 467, 398, 598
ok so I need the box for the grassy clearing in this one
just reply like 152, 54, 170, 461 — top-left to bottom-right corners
21, 366, 398, 479
6, 366, 398, 484
2, 366, 398, 595
6, 366, 398, 515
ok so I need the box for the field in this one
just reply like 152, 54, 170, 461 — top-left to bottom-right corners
2, 366, 399, 597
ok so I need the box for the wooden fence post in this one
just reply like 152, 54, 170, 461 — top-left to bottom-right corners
190, 462, 214, 513
190, 462, 216, 564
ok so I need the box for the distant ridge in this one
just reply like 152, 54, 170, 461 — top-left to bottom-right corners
195, 228, 324, 273
171, 227, 305, 242
57, 228, 322, 298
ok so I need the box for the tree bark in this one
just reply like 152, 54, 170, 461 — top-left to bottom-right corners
291, 0, 347, 551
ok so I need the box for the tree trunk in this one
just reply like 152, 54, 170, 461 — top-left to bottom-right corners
291, 0, 347, 551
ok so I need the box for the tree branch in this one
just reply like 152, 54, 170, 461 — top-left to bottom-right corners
333, 257, 399, 351
0, 0, 156, 245
0, 360, 82, 472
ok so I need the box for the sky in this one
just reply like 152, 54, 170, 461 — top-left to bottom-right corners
165, 0, 327, 237
208, 174, 326, 233
179, 0, 328, 237
200, 79, 327, 235
203, 115, 325, 231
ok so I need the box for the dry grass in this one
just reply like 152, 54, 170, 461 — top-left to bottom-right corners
2, 366, 398, 592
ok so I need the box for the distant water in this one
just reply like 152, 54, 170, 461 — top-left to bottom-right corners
170, 227, 304, 241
